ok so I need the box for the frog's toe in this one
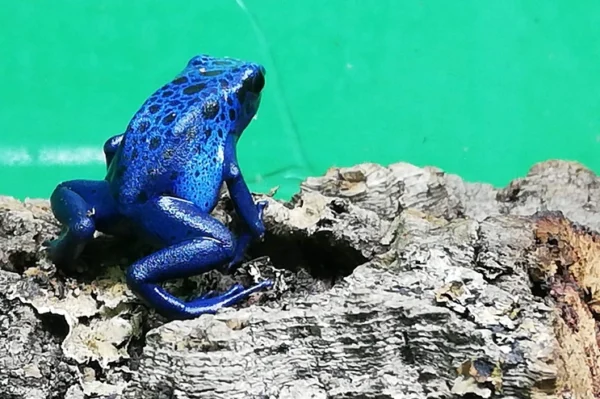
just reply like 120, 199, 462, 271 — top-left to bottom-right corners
197, 283, 245, 301
221, 283, 246, 298
185, 279, 273, 317
256, 200, 268, 218
196, 284, 245, 301
197, 290, 217, 300
43, 237, 77, 268
42, 237, 61, 257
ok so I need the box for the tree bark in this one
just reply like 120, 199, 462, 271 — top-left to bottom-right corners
1, 160, 599, 398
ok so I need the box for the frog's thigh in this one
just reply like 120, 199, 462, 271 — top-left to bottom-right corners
126, 196, 235, 280
129, 196, 234, 247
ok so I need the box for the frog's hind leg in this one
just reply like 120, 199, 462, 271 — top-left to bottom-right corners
45, 179, 118, 266
124, 196, 273, 320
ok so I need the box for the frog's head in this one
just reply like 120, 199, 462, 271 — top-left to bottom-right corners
228, 62, 266, 137
183, 55, 266, 138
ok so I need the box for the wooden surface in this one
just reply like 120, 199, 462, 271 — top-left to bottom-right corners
1, 160, 600, 398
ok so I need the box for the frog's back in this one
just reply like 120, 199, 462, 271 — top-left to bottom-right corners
108, 55, 244, 211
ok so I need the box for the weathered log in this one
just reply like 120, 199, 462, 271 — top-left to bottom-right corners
0, 160, 599, 398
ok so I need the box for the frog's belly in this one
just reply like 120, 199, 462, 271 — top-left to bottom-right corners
113, 158, 223, 214
172, 165, 224, 213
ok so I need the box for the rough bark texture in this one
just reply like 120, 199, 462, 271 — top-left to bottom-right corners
1, 160, 600, 398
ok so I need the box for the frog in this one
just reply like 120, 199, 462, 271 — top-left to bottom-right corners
44, 54, 273, 320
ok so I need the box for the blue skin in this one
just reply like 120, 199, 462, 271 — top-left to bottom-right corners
44, 55, 273, 320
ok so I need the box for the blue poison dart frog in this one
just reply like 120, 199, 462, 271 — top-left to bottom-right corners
44, 54, 273, 320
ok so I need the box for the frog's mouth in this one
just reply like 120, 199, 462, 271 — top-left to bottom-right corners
239, 85, 263, 126
234, 65, 265, 136
251, 68, 265, 93
238, 68, 265, 105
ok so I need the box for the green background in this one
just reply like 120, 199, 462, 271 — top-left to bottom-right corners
1, 1, 599, 201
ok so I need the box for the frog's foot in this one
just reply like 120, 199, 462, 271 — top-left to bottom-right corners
43, 230, 83, 267
185, 280, 273, 315
45, 179, 117, 267
197, 284, 245, 300
125, 196, 273, 320
223, 233, 252, 273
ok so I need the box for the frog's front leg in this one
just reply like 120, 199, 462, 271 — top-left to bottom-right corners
223, 161, 268, 272
103, 134, 124, 168
45, 179, 119, 266
125, 196, 273, 320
